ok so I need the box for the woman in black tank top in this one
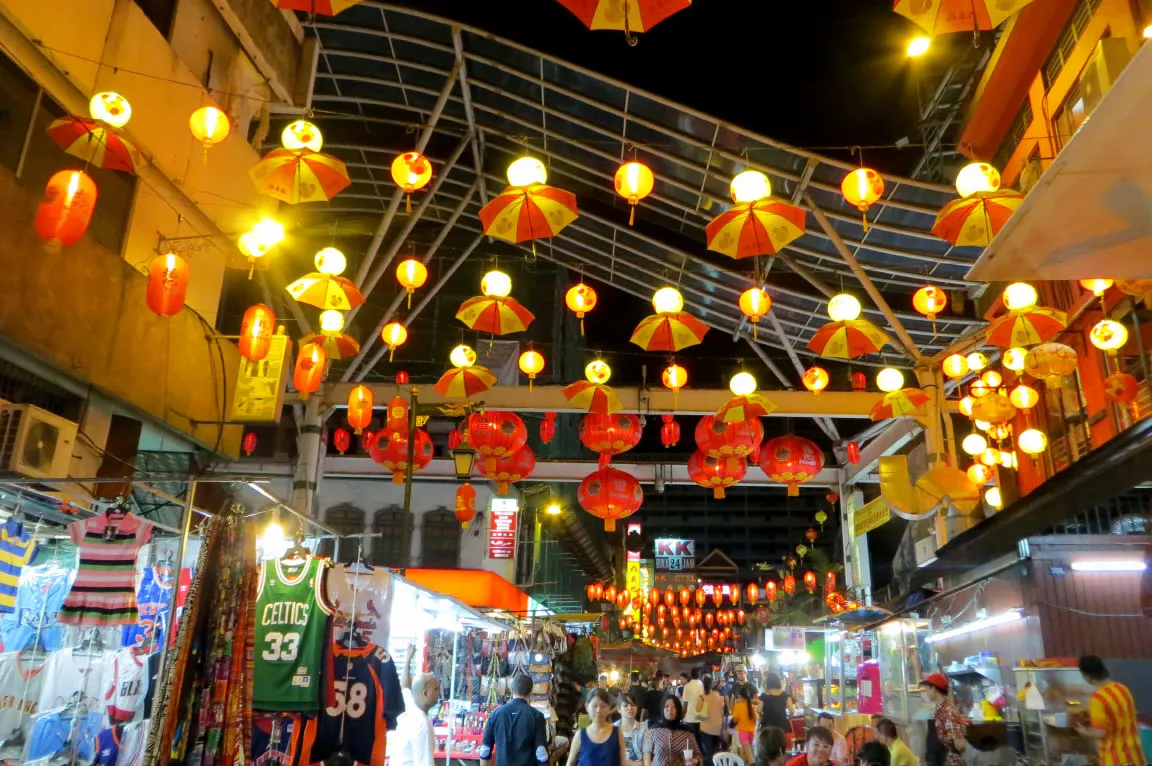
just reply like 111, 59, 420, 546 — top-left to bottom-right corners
758, 673, 794, 731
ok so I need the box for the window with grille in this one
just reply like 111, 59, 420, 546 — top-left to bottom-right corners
992, 99, 1034, 172
316, 505, 365, 562
421, 509, 461, 568
371, 508, 410, 568
1041, 0, 1104, 90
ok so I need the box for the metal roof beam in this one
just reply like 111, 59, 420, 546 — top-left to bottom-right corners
451, 27, 491, 211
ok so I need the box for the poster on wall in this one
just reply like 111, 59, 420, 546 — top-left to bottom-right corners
488, 498, 518, 559
231, 334, 291, 422
655, 538, 695, 571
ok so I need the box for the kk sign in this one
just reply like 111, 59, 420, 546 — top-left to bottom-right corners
655, 538, 696, 571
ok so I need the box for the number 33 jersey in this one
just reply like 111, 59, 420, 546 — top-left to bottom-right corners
310, 642, 404, 765
254, 556, 333, 712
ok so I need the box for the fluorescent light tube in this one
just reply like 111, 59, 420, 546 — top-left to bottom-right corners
1070, 560, 1147, 572
925, 609, 1022, 643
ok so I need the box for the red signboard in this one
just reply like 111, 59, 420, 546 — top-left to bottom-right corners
488, 499, 518, 559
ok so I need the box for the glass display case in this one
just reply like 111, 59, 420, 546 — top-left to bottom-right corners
876, 618, 934, 722
824, 630, 873, 713
1013, 666, 1096, 766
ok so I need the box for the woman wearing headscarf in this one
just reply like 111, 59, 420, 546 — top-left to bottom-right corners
643, 696, 702, 766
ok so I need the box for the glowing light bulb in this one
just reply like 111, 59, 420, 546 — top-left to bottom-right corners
729, 372, 757, 396
907, 36, 931, 57
252, 218, 285, 248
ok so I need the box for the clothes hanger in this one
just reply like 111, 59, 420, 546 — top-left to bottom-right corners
280, 530, 310, 562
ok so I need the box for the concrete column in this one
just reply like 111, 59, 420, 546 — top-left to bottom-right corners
408, 508, 423, 567
292, 396, 324, 515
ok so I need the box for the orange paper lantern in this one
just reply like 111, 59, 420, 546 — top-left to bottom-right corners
565, 283, 598, 335
239, 304, 276, 362
293, 343, 326, 398
802, 366, 830, 394
803, 571, 817, 593
841, 168, 884, 211
913, 286, 948, 321
347, 384, 374, 434
738, 288, 772, 339
746, 583, 759, 603
614, 161, 654, 225
662, 363, 687, 397
189, 106, 231, 153
396, 259, 428, 308
36, 170, 97, 248
518, 350, 546, 390
390, 151, 433, 210
146, 252, 189, 317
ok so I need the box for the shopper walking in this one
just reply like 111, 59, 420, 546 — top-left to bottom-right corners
756, 727, 790, 766
695, 675, 726, 765
682, 668, 706, 737
731, 683, 759, 763
480, 675, 549, 766
618, 689, 650, 766
921, 674, 967, 766
568, 689, 626, 766
643, 696, 702, 766
874, 719, 919, 766
759, 673, 795, 733
1075, 655, 1146, 766
646, 672, 669, 723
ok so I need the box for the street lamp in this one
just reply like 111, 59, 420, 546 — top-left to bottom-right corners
545, 502, 562, 516
907, 37, 930, 57
450, 442, 476, 481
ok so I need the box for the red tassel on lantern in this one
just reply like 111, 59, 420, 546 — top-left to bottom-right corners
242, 432, 257, 456
661, 414, 680, 448
541, 412, 557, 444
36, 170, 97, 248
846, 441, 861, 464
239, 304, 276, 362
146, 253, 189, 316
333, 427, 351, 455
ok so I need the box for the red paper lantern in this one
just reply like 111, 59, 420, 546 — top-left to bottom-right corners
694, 415, 763, 459
448, 429, 463, 450
361, 429, 377, 453
239, 304, 276, 362
687, 451, 747, 499
465, 412, 528, 470
617, 591, 630, 609
664, 589, 676, 608
661, 414, 680, 448
804, 571, 817, 593
737, 609, 746, 625
850, 372, 867, 392
455, 483, 477, 528
395, 371, 410, 385
477, 446, 536, 495
587, 582, 604, 601
605, 584, 618, 603
679, 587, 691, 606
759, 435, 825, 496
242, 431, 257, 456
386, 396, 409, 437
333, 427, 351, 455
746, 583, 759, 603
847, 441, 861, 464
783, 574, 796, 595
347, 384, 374, 434
766, 581, 777, 601
704, 612, 715, 627
146, 253, 189, 317
577, 466, 643, 531
805, 528, 818, 544
36, 170, 97, 248
370, 428, 433, 483
825, 571, 836, 593
649, 588, 661, 605
580, 413, 642, 467
711, 588, 723, 608
293, 343, 326, 397
827, 491, 840, 504
695, 588, 706, 607
540, 412, 557, 444
1104, 373, 1139, 403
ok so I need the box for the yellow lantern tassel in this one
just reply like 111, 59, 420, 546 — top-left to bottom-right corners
861, 211, 870, 233
580, 318, 585, 336
753, 322, 758, 340
407, 291, 413, 309
406, 193, 412, 213
529, 377, 534, 393
247, 258, 255, 280
389, 346, 395, 362
629, 204, 636, 227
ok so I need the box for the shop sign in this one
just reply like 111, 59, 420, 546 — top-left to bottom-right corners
488, 498, 518, 559
771, 627, 806, 651
654, 572, 696, 591
852, 496, 890, 537
231, 334, 291, 422
655, 538, 695, 571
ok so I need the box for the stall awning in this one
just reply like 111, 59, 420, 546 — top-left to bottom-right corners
404, 568, 529, 614
966, 40, 1152, 281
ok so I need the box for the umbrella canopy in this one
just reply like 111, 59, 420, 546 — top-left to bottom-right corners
271, 0, 363, 15
553, 0, 691, 32
286, 273, 365, 311
300, 331, 360, 360
479, 184, 578, 244
985, 307, 1067, 348
434, 366, 498, 398
716, 394, 778, 423
705, 198, 806, 259
456, 296, 536, 335
932, 190, 1024, 247
806, 319, 891, 359
630, 312, 708, 351
894, 0, 1036, 35
562, 381, 623, 414
250, 148, 351, 204
870, 388, 931, 421
47, 116, 143, 173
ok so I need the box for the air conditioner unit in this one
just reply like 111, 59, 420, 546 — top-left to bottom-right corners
1080, 37, 1131, 117
0, 405, 77, 479
914, 536, 937, 567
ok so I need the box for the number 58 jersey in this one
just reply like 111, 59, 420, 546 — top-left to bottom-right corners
254, 556, 333, 712
309, 642, 405, 765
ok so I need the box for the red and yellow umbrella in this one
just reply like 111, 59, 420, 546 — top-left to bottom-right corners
249, 148, 351, 204
932, 191, 1024, 247
456, 296, 536, 335
870, 388, 931, 421
706, 199, 806, 259
553, 0, 691, 33
806, 319, 891, 359
630, 312, 708, 351
985, 307, 1067, 348
271, 0, 363, 15
716, 394, 778, 423
47, 116, 143, 173
286, 273, 365, 311
479, 184, 578, 244
300, 331, 360, 360
562, 381, 623, 414
434, 365, 498, 398
894, 0, 1036, 35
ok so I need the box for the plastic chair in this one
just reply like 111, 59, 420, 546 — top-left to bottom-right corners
713, 753, 745, 766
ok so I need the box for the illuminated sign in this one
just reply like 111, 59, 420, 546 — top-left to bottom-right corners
488, 498, 518, 559
626, 522, 642, 562
655, 538, 696, 571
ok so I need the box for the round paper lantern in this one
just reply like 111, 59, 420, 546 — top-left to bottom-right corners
518, 350, 546, 388
662, 363, 687, 395
959, 396, 975, 416
507, 157, 547, 187
585, 359, 612, 384
694, 415, 763, 459
450, 344, 477, 368
293, 343, 326, 397
282, 119, 322, 151
649, 588, 661, 605
913, 286, 947, 320
540, 412, 557, 444
481, 269, 512, 298
239, 304, 276, 362
242, 431, 257, 456
1017, 428, 1048, 455
971, 393, 1015, 424
1009, 384, 1040, 410
89, 92, 131, 127
477, 444, 536, 495
1104, 373, 1139, 403
189, 106, 231, 153
711, 589, 723, 607
396, 259, 428, 307
1024, 343, 1078, 383
687, 450, 747, 499
660, 414, 680, 448
985, 487, 1004, 509
804, 571, 817, 593
146, 252, 189, 317
876, 368, 904, 393
980, 448, 1000, 467
746, 583, 759, 604
828, 293, 863, 321
967, 463, 991, 485
391, 151, 433, 194
942, 354, 969, 379
614, 161, 654, 225
1002, 283, 1038, 311
759, 435, 825, 496
333, 427, 351, 455
580, 413, 642, 466
381, 322, 408, 361
730, 372, 757, 396
731, 170, 771, 203
739, 288, 772, 335
587, 582, 604, 601
565, 283, 597, 333
578, 466, 643, 531
955, 162, 1000, 198
465, 412, 528, 470
1079, 279, 1113, 296
347, 384, 374, 434
679, 587, 691, 606
1003, 347, 1028, 371
319, 310, 345, 335
783, 574, 796, 596
36, 170, 97, 248
841, 168, 884, 211
652, 286, 684, 314
695, 588, 706, 607
802, 367, 830, 394
371, 428, 434, 484
1090, 319, 1128, 353
962, 433, 987, 456
981, 370, 1003, 389
805, 528, 818, 544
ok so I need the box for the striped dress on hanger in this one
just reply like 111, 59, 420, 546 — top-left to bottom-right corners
59, 511, 154, 626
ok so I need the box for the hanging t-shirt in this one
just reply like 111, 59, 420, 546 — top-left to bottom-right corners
102, 647, 148, 722
309, 641, 405, 764
167, 567, 194, 649
60, 512, 153, 627
38, 647, 107, 712
0, 650, 44, 754
0, 518, 37, 612
121, 566, 174, 649
328, 564, 391, 647
0, 549, 75, 653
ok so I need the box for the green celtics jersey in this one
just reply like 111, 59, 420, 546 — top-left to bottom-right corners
253, 556, 332, 711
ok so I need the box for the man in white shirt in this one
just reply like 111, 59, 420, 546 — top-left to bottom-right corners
681, 667, 706, 736
393, 645, 441, 766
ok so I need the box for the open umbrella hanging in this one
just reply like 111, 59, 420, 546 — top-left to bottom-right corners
47, 116, 143, 173
562, 381, 623, 414
286, 273, 365, 311
806, 319, 891, 359
300, 331, 360, 360
932, 190, 1024, 247
985, 307, 1067, 348
434, 366, 498, 398
716, 394, 778, 423
479, 184, 578, 250
894, 0, 1037, 37
630, 312, 708, 352
553, 0, 691, 41
456, 296, 536, 335
250, 148, 351, 204
869, 388, 931, 421
705, 198, 806, 259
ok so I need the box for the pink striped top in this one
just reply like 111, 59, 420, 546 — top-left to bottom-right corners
59, 511, 153, 627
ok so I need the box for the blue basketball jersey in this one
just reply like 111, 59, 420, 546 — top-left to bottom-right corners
121, 566, 174, 649
0, 548, 75, 653
94, 725, 122, 766
310, 642, 404, 764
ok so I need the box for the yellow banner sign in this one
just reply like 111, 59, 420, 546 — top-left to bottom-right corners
231, 335, 290, 422
853, 496, 891, 537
